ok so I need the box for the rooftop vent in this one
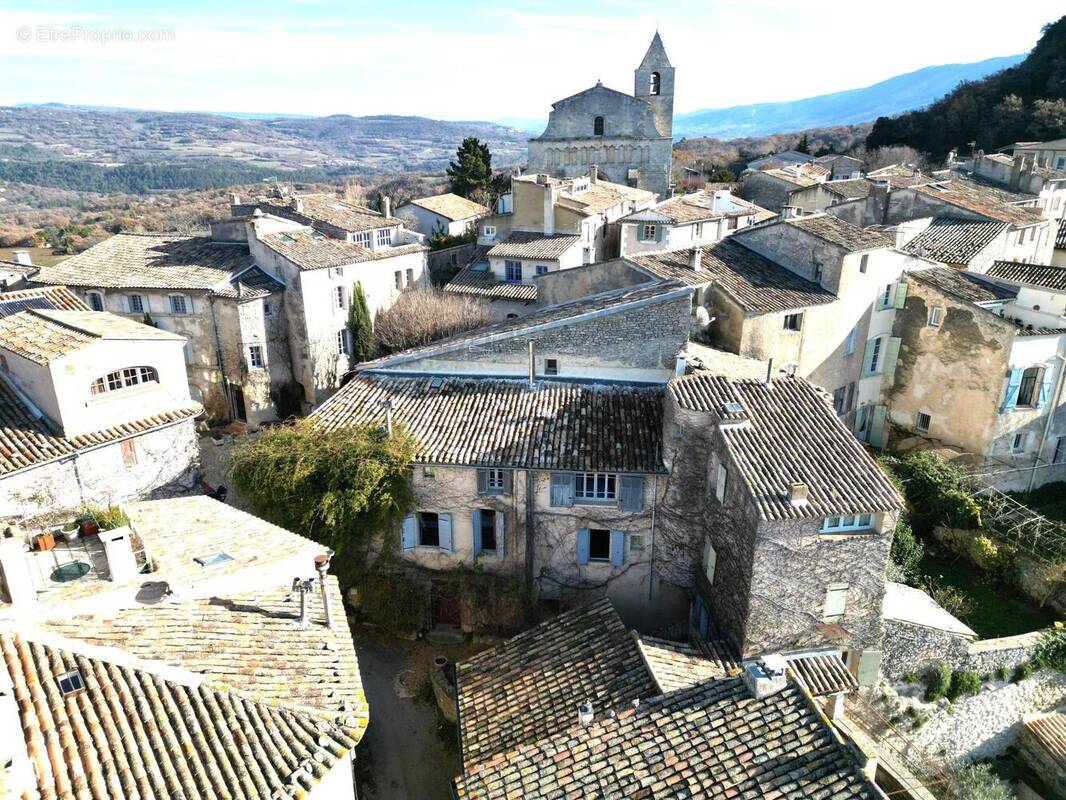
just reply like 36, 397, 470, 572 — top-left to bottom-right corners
788, 482, 809, 506
719, 401, 744, 417
577, 699, 594, 727
742, 654, 788, 699
429, 377, 444, 389
57, 670, 84, 696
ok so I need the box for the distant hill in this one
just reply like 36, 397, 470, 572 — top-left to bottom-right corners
673, 55, 1024, 139
867, 16, 1066, 157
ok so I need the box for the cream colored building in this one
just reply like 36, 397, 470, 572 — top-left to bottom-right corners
397, 192, 491, 238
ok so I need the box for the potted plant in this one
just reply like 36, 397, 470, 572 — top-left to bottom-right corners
61, 521, 79, 543
77, 515, 99, 536
35, 530, 56, 551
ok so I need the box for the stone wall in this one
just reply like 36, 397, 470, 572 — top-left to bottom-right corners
881, 619, 972, 679
427, 243, 477, 285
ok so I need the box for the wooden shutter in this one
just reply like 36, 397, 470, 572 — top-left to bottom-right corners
869, 405, 889, 449
1002, 368, 1022, 410
438, 513, 453, 553
502, 469, 514, 495
883, 337, 902, 378
496, 513, 506, 558
576, 529, 590, 565
857, 650, 882, 686
609, 531, 625, 566
823, 583, 849, 620
862, 338, 876, 377
1037, 365, 1055, 409
476, 469, 488, 495
653, 224, 663, 242
619, 476, 644, 511
893, 281, 908, 309
401, 515, 417, 551
471, 510, 482, 556
550, 473, 574, 507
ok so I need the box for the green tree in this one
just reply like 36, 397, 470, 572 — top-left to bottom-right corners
447, 137, 493, 198
229, 420, 417, 579
944, 763, 1010, 800
347, 282, 375, 367
889, 519, 925, 585
795, 133, 810, 154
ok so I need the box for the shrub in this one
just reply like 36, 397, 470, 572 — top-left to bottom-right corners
902, 671, 920, 684
994, 666, 1009, 682
944, 762, 1011, 800
1013, 661, 1034, 682
947, 670, 981, 701
84, 505, 128, 531
890, 519, 925, 585
969, 535, 999, 569
924, 663, 952, 701
925, 581, 974, 620
885, 451, 983, 533
373, 287, 490, 355
1033, 627, 1066, 672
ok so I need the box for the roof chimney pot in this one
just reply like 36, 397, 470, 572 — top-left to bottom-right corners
314, 553, 337, 630
788, 482, 809, 506
11, 250, 32, 267
578, 699, 594, 726
688, 246, 702, 272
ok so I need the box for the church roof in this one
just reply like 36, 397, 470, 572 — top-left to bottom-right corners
638, 31, 672, 69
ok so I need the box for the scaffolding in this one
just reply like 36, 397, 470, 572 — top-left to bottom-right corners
972, 483, 1066, 564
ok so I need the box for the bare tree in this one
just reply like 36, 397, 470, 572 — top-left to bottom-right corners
374, 287, 491, 354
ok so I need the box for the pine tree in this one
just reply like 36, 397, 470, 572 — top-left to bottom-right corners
447, 137, 493, 198
795, 133, 810, 154
347, 282, 375, 367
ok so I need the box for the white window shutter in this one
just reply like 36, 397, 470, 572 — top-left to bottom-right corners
471, 510, 482, 556
439, 513, 453, 553
496, 513, 506, 558
823, 584, 849, 620
401, 515, 417, 551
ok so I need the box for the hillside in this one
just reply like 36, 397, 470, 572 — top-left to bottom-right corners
867, 15, 1066, 157
673, 55, 1023, 139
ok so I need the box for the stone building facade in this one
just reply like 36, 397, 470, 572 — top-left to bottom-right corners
527, 33, 674, 199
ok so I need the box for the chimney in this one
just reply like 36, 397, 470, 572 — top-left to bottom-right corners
590, 165, 599, 184
536, 173, 550, 185
11, 250, 32, 267
780, 205, 800, 220
99, 525, 138, 583
788, 482, 809, 506
1011, 155, 1025, 191
382, 196, 392, 219
742, 654, 789, 699
527, 340, 536, 389
292, 577, 314, 627
688, 246, 702, 272
292, 196, 304, 213
577, 699, 594, 726
543, 183, 556, 236
764, 357, 774, 387
229, 192, 241, 207
870, 179, 892, 225
0, 530, 35, 607
314, 553, 337, 629
674, 354, 687, 377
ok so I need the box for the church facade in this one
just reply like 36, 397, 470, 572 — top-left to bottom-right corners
527, 33, 675, 200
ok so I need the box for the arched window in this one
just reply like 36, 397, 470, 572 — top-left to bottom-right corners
650, 71, 661, 96
593, 116, 605, 137
90, 366, 159, 397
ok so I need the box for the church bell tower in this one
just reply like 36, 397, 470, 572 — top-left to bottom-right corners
634, 31, 674, 138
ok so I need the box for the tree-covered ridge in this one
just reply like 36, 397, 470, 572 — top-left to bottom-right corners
866, 15, 1066, 157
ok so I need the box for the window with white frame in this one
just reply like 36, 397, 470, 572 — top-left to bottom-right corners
915, 412, 931, 433
334, 286, 345, 309
535, 264, 549, 275
248, 345, 265, 369
169, 294, 189, 315
127, 294, 145, 314
928, 306, 944, 327
504, 260, 522, 283
375, 228, 393, 247
639, 223, 657, 242
575, 472, 617, 502
87, 291, 104, 312
820, 514, 874, 533
355, 231, 372, 249
483, 225, 496, 237
337, 329, 350, 356
783, 313, 803, 332
90, 366, 158, 397
845, 324, 858, 355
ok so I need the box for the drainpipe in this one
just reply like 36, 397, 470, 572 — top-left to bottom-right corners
1028, 353, 1066, 493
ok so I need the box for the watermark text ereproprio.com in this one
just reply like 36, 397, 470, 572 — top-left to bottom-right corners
15, 25, 176, 45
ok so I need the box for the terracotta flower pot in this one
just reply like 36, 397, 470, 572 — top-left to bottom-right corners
36, 532, 56, 551
79, 520, 100, 537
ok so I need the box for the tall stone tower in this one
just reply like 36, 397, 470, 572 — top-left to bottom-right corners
634, 31, 674, 138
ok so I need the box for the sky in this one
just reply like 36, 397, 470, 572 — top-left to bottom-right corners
0, 1, 1062, 122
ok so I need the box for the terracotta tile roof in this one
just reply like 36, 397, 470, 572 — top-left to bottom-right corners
908, 267, 1018, 304
456, 598, 659, 766
486, 232, 581, 261
986, 260, 1066, 292
910, 178, 1044, 226
865, 165, 938, 188
1023, 712, 1066, 766
33, 234, 255, 294
787, 653, 858, 697
0, 630, 357, 800
776, 213, 894, 253
621, 189, 768, 224
405, 192, 491, 221
1058, 219, 1066, 249
0, 376, 202, 476
228, 264, 285, 298
902, 217, 1008, 264
817, 179, 876, 200
313, 374, 666, 473
555, 179, 655, 216
636, 636, 733, 692
455, 675, 879, 800
0, 285, 89, 316
258, 228, 426, 271
669, 374, 903, 520
444, 265, 538, 302
0, 309, 183, 365
248, 192, 403, 233
630, 238, 835, 312
758, 162, 830, 187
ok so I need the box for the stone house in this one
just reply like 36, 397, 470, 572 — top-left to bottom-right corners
30, 233, 290, 426
396, 192, 491, 238
527, 32, 675, 199
617, 188, 773, 257
815, 154, 865, 180
745, 150, 813, 172
739, 162, 830, 212
0, 290, 201, 517
787, 165, 933, 215
885, 266, 1066, 490
899, 216, 1015, 272
663, 371, 903, 667
951, 151, 1066, 220
1012, 138, 1066, 172
0, 495, 367, 800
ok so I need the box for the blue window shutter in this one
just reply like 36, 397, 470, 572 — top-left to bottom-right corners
610, 530, 625, 567
476, 469, 488, 495
1002, 368, 1023, 411
1037, 366, 1055, 409
883, 337, 902, 378
502, 469, 514, 495
576, 529, 590, 565
862, 339, 876, 377
401, 515, 417, 551
496, 513, 506, 558
619, 476, 645, 511
471, 510, 482, 556
893, 281, 908, 309
439, 513, 453, 553
654, 224, 662, 243
551, 473, 574, 507
869, 405, 889, 449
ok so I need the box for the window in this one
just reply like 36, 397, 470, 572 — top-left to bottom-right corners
881, 284, 893, 309
703, 538, 717, 584
169, 295, 189, 315
127, 294, 144, 313
845, 324, 858, 355
859, 254, 869, 274
535, 264, 549, 276
263, 300, 272, 316
823, 584, 849, 621
337, 329, 350, 355
505, 260, 522, 283
194, 552, 234, 566
1012, 432, 1027, 454
588, 528, 611, 561
575, 472, 617, 503
783, 313, 803, 332
89, 366, 158, 397
87, 292, 104, 312
376, 228, 393, 247
394, 271, 403, 290
928, 306, 944, 327
1030, 227, 1037, 242
334, 286, 345, 309
845, 382, 856, 413
820, 515, 874, 533
479, 509, 497, 552
639, 223, 658, 242
478, 468, 512, 496
833, 386, 847, 415
355, 231, 372, 249
248, 345, 265, 369
1018, 230, 1026, 246
1053, 436, 1066, 464
1017, 366, 1043, 408
406, 268, 414, 286
120, 439, 138, 466
714, 462, 728, 503
915, 412, 931, 433
484, 225, 496, 237
1057, 156, 1066, 170
629, 533, 645, 553
649, 71, 661, 96
57, 670, 85, 696
727, 216, 739, 231
419, 512, 440, 547
593, 116, 605, 136
545, 358, 559, 376
867, 336, 883, 373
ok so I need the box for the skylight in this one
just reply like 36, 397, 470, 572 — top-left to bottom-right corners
57, 669, 84, 695
194, 552, 234, 567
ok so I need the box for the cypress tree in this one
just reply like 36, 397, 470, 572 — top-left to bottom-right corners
348, 282, 375, 367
